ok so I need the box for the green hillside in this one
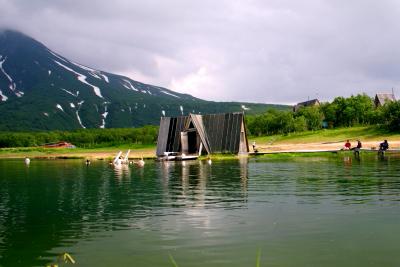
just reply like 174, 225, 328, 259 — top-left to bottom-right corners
0, 30, 289, 131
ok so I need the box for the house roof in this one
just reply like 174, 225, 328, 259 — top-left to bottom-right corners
375, 93, 396, 105
295, 99, 320, 107
293, 99, 320, 112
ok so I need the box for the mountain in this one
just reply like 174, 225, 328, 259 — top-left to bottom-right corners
0, 30, 289, 131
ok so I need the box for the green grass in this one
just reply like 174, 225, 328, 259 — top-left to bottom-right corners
0, 143, 156, 159
250, 126, 400, 145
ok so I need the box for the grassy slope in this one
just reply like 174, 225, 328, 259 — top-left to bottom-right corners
251, 126, 400, 145
2, 126, 400, 159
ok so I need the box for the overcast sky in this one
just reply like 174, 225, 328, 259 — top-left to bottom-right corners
1, 0, 400, 104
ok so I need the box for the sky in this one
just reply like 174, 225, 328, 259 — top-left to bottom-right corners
1, 0, 400, 104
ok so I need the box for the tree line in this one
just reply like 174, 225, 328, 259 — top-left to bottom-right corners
246, 94, 400, 136
0, 126, 158, 148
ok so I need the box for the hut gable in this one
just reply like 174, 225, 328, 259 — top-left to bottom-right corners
293, 99, 320, 112
374, 93, 396, 107
156, 112, 249, 156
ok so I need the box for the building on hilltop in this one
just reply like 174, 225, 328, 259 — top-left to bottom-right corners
156, 112, 249, 157
374, 93, 396, 107
293, 99, 320, 112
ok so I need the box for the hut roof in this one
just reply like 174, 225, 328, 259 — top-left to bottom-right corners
375, 93, 396, 106
156, 112, 248, 156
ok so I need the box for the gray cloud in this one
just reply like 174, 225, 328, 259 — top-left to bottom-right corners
1, 0, 400, 103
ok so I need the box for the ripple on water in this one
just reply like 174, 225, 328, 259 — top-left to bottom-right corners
1, 158, 400, 266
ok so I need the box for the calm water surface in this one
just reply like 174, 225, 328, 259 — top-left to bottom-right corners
1, 156, 400, 266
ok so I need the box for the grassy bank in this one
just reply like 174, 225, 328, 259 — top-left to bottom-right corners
1, 126, 399, 159
0, 144, 156, 159
250, 126, 400, 145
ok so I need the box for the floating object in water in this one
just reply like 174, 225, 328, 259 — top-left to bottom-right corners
25, 157, 30, 165
135, 158, 145, 167
137, 159, 145, 167
114, 157, 122, 167
113, 151, 122, 165
58, 252, 76, 264
207, 158, 212, 165
122, 149, 130, 164
85, 159, 91, 165
46, 252, 76, 266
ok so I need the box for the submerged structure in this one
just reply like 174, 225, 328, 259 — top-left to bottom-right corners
156, 112, 249, 158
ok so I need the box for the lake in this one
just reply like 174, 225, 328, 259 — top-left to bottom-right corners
1, 156, 400, 266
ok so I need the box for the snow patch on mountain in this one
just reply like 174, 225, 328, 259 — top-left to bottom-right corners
0, 90, 8, 101
0, 55, 23, 97
61, 88, 79, 97
54, 60, 103, 98
121, 79, 139, 91
241, 105, 250, 110
100, 73, 109, 83
71, 61, 109, 83
100, 105, 108, 128
56, 104, 64, 112
48, 49, 68, 63
161, 90, 180, 98
76, 101, 85, 128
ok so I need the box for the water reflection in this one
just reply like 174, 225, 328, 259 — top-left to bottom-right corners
0, 157, 400, 266
113, 164, 131, 180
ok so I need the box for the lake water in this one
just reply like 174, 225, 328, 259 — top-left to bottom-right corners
1, 156, 400, 267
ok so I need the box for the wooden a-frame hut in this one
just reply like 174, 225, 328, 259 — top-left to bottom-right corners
156, 112, 249, 157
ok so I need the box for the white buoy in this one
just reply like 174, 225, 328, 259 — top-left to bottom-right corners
25, 157, 30, 165
136, 158, 145, 168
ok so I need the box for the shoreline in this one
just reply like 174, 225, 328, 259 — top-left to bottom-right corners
1, 140, 399, 160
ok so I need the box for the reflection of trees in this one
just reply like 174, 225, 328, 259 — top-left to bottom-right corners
290, 158, 400, 205
0, 161, 159, 266
0, 159, 250, 266
4, 157, 398, 266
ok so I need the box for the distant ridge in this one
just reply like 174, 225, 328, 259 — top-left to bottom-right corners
0, 30, 289, 131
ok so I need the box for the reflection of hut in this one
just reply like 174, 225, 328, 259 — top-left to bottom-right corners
293, 99, 320, 112
156, 112, 249, 157
374, 93, 396, 107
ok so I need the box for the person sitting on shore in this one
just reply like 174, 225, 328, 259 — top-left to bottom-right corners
252, 141, 258, 153
379, 140, 389, 151
351, 140, 362, 156
351, 140, 362, 151
343, 140, 351, 150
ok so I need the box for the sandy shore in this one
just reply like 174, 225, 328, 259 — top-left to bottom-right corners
255, 140, 400, 152
1, 140, 399, 159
